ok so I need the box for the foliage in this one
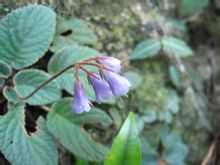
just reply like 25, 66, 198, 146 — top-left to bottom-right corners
0, 1, 218, 165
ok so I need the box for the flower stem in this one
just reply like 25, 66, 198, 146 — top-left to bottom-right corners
17, 64, 76, 100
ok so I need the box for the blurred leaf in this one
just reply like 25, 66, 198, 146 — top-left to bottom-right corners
165, 90, 180, 114
169, 65, 181, 89
161, 132, 188, 165
109, 108, 122, 129
142, 111, 157, 124
162, 36, 193, 57
0, 5, 56, 69
130, 39, 161, 60
14, 69, 61, 105
47, 98, 108, 161
0, 79, 4, 88
52, 17, 97, 51
0, 103, 58, 165
104, 112, 141, 165
124, 71, 142, 89
0, 60, 11, 79
48, 46, 99, 100
180, 0, 209, 17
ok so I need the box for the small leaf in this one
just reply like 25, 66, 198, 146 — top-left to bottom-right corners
0, 103, 58, 165
165, 90, 180, 114
162, 36, 193, 57
14, 69, 61, 105
104, 112, 142, 165
0, 5, 56, 69
47, 98, 109, 161
130, 39, 161, 60
0, 60, 11, 78
169, 65, 181, 89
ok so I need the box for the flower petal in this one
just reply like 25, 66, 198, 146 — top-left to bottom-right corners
72, 80, 91, 113
89, 73, 113, 103
98, 56, 121, 73
103, 70, 131, 97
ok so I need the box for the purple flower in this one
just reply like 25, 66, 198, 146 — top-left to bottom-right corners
89, 73, 113, 103
102, 70, 131, 97
72, 80, 91, 113
98, 56, 121, 73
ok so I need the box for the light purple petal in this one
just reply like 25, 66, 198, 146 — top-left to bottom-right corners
98, 56, 121, 73
103, 70, 131, 97
72, 81, 91, 113
89, 73, 113, 103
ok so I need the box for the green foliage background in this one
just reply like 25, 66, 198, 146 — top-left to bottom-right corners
0, 0, 220, 165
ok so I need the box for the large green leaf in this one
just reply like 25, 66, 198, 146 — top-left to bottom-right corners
48, 46, 99, 99
14, 69, 61, 105
130, 39, 161, 60
47, 98, 109, 161
51, 17, 97, 51
0, 60, 11, 78
0, 103, 58, 165
162, 36, 193, 57
104, 112, 142, 165
0, 5, 56, 69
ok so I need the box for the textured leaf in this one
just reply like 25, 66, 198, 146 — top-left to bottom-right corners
0, 60, 11, 78
162, 36, 193, 57
165, 90, 180, 114
104, 112, 141, 165
52, 17, 97, 51
0, 5, 56, 69
3, 86, 19, 103
0, 78, 5, 87
47, 98, 109, 161
48, 46, 99, 99
14, 69, 61, 105
130, 39, 161, 60
0, 103, 58, 165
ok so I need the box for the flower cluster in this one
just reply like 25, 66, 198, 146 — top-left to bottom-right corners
72, 56, 131, 113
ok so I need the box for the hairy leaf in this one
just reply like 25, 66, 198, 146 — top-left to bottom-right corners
0, 104, 58, 165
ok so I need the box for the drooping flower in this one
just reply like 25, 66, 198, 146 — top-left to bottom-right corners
72, 80, 91, 113
98, 56, 121, 73
102, 70, 131, 97
89, 73, 113, 103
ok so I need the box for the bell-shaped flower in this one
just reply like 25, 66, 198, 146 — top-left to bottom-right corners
98, 56, 121, 73
102, 70, 131, 97
89, 73, 113, 103
72, 80, 91, 113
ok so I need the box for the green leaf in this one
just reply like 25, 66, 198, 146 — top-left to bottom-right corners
0, 103, 58, 165
0, 60, 11, 78
52, 17, 97, 51
0, 5, 56, 69
130, 39, 161, 60
180, 0, 209, 17
14, 69, 61, 105
0, 79, 5, 88
47, 98, 109, 161
169, 65, 181, 89
48, 46, 99, 99
162, 36, 193, 57
3, 86, 19, 103
165, 90, 180, 114
104, 112, 142, 165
